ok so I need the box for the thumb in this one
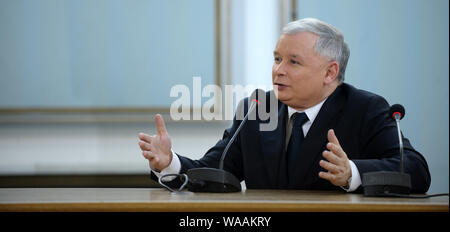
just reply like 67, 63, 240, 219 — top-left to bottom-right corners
327, 129, 340, 146
155, 114, 168, 136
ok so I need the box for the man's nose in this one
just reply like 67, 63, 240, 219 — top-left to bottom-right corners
274, 61, 287, 76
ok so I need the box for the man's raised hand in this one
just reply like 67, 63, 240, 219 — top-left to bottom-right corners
318, 129, 352, 187
138, 114, 172, 171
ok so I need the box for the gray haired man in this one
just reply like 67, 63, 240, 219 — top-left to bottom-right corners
139, 18, 430, 192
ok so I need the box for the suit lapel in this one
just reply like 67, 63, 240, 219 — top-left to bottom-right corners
289, 85, 346, 188
258, 101, 288, 188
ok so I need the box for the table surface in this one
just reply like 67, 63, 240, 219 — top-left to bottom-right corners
0, 188, 448, 212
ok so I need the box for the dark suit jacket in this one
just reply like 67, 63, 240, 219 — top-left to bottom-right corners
152, 83, 431, 193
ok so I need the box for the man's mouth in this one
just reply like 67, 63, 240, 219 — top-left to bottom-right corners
274, 83, 289, 87
274, 83, 288, 90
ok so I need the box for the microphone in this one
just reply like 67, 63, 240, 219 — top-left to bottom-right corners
390, 104, 405, 173
186, 89, 265, 192
362, 104, 411, 197
390, 103, 405, 120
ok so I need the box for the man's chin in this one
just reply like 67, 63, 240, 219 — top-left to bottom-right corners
276, 95, 291, 105
272, 86, 286, 99
276, 95, 298, 108
273, 89, 288, 101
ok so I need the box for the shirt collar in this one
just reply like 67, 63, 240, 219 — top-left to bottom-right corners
287, 98, 327, 124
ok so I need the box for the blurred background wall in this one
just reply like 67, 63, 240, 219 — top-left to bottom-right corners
0, 0, 448, 194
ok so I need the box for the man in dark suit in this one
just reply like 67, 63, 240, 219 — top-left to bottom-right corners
138, 18, 430, 192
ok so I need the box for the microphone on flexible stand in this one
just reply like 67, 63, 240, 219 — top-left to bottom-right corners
391, 104, 405, 173
362, 104, 411, 197
186, 89, 265, 192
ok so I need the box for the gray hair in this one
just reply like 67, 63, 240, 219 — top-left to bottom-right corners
282, 18, 350, 83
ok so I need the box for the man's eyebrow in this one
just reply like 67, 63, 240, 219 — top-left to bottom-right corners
289, 53, 302, 59
273, 52, 304, 62
273, 51, 303, 59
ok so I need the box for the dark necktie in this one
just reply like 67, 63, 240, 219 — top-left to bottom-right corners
286, 112, 309, 182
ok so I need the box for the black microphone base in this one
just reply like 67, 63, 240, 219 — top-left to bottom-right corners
362, 171, 411, 197
186, 168, 241, 193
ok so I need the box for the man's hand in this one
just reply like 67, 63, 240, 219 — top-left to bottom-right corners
318, 129, 352, 187
138, 114, 172, 171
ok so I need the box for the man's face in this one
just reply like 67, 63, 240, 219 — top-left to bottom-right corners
272, 32, 332, 110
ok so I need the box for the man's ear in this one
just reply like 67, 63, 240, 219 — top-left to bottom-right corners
324, 61, 339, 84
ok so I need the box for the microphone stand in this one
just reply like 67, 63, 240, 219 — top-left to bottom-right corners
362, 105, 411, 197
394, 114, 404, 173
186, 95, 260, 193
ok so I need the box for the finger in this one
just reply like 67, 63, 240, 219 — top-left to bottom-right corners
326, 142, 345, 158
142, 150, 154, 160
143, 150, 161, 163
138, 132, 153, 143
138, 141, 151, 151
318, 171, 336, 182
319, 160, 340, 174
155, 114, 168, 136
327, 129, 341, 146
322, 150, 341, 165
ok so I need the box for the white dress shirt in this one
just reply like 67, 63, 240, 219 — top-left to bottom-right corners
152, 99, 361, 192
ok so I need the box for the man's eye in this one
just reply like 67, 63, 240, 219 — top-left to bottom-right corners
274, 57, 281, 62
290, 60, 299, 65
